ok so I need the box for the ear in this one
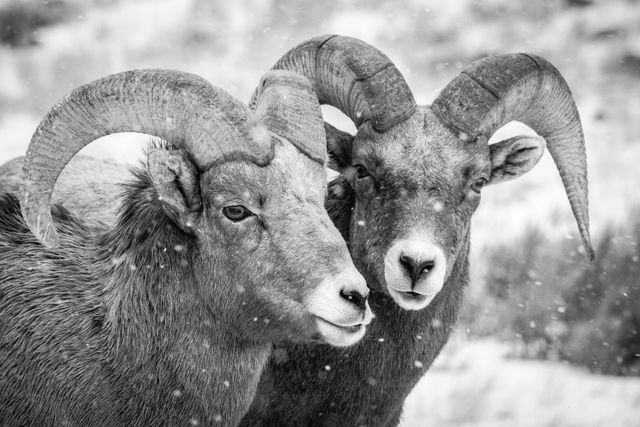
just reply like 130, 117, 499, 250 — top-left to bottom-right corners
147, 149, 202, 232
488, 135, 546, 185
324, 122, 354, 172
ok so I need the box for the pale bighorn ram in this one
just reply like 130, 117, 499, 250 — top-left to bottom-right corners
0, 69, 373, 426
239, 35, 594, 426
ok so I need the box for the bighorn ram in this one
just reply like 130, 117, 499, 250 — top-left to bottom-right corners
239, 35, 594, 426
0, 69, 373, 426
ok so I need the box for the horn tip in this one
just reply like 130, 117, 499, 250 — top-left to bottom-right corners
41, 235, 60, 249
37, 219, 60, 249
22, 202, 60, 248
580, 233, 595, 262
580, 225, 595, 262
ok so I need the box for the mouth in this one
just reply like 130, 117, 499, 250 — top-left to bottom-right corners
399, 290, 428, 298
396, 291, 428, 303
315, 316, 365, 333
388, 288, 436, 310
313, 316, 367, 347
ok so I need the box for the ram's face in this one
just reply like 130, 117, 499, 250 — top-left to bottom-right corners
194, 137, 372, 347
346, 107, 490, 310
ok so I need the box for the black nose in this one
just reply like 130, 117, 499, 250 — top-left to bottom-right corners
340, 288, 368, 311
399, 253, 436, 286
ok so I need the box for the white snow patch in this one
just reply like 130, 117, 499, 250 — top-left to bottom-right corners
401, 339, 640, 427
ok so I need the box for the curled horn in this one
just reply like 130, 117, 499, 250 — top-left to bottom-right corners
431, 54, 594, 260
252, 70, 327, 164
21, 69, 274, 248
256, 34, 416, 132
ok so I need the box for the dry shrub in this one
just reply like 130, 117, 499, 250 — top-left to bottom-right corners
464, 210, 640, 376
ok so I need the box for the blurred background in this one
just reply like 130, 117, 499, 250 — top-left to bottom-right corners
1, 0, 639, 425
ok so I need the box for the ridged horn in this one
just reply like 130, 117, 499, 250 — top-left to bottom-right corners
255, 34, 416, 132
21, 69, 274, 248
252, 70, 327, 163
431, 53, 594, 260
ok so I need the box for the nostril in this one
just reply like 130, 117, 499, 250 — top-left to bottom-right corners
399, 253, 413, 273
340, 288, 367, 311
418, 259, 435, 275
399, 253, 436, 284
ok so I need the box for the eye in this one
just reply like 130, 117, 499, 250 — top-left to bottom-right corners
222, 205, 253, 222
470, 178, 488, 194
354, 164, 371, 179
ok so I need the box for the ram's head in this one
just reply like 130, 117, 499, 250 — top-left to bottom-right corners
267, 35, 593, 310
19, 69, 372, 346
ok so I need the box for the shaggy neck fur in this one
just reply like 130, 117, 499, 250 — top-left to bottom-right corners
0, 168, 270, 427
240, 177, 470, 426
98, 169, 271, 426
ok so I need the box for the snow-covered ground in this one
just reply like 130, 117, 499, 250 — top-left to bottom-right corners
402, 338, 640, 427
